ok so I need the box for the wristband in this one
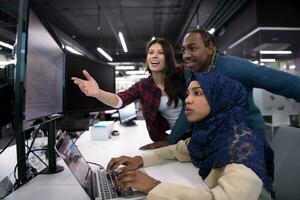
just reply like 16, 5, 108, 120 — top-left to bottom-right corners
134, 156, 143, 168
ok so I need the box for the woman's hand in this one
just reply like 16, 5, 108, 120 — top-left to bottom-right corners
116, 169, 160, 193
139, 140, 169, 150
71, 69, 100, 98
107, 156, 143, 172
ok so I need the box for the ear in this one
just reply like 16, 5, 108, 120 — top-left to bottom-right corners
207, 42, 216, 56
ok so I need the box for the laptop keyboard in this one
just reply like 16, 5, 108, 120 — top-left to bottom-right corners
97, 170, 135, 199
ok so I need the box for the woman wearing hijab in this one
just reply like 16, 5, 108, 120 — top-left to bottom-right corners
107, 72, 274, 200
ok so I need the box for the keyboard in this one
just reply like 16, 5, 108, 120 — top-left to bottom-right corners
97, 170, 135, 200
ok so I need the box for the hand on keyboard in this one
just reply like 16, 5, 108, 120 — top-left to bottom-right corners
107, 156, 143, 172
115, 169, 160, 194
98, 170, 135, 199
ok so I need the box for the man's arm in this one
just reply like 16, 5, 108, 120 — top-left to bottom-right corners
219, 56, 300, 101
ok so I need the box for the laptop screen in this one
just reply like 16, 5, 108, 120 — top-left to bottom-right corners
56, 134, 91, 192
118, 102, 137, 124
55, 133, 146, 200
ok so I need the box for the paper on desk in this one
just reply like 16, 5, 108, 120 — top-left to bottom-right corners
143, 162, 209, 190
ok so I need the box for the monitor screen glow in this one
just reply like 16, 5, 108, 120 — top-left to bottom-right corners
24, 9, 63, 121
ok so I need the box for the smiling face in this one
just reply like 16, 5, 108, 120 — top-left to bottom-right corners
185, 80, 211, 122
146, 43, 166, 73
181, 32, 214, 72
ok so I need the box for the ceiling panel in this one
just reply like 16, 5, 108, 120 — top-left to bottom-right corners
0, 0, 245, 63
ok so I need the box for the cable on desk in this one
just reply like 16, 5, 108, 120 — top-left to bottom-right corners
90, 112, 99, 127
24, 144, 48, 167
13, 154, 37, 189
87, 161, 104, 169
12, 125, 49, 189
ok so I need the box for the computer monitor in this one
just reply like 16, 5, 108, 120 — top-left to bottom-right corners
24, 8, 64, 122
0, 65, 14, 127
64, 52, 115, 114
14, 4, 64, 181
118, 102, 137, 126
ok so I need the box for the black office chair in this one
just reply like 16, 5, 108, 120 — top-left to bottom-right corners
271, 125, 300, 200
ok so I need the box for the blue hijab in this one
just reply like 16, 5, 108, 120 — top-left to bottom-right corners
187, 72, 274, 194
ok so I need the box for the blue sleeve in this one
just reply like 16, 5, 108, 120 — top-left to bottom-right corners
218, 56, 300, 102
166, 104, 193, 144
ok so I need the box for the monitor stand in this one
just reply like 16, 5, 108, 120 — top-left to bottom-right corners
121, 119, 137, 127
40, 119, 64, 174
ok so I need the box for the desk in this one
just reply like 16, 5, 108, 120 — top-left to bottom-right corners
2, 120, 206, 199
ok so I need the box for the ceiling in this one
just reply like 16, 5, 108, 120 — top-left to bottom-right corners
223, 29, 300, 76
0, 0, 250, 65
1, 0, 299, 74
226, 29, 300, 66
34, 0, 201, 62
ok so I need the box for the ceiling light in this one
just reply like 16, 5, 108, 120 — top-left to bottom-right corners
115, 71, 119, 75
125, 70, 146, 75
196, 12, 200, 30
0, 59, 16, 68
97, 47, 113, 61
259, 50, 292, 54
289, 65, 296, 70
116, 77, 126, 81
116, 66, 135, 70
0, 41, 13, 49
260, 58, 276, 62
151, 36, 156, 41
109, 62, 135, 65
65, 46, 83, 55
251, 60, 259, 64
127, 74, 149, 79
208, 28, 215, 34
118, 32, 128, 53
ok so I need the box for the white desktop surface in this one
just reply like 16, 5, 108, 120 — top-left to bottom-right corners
2, 120, 206, 199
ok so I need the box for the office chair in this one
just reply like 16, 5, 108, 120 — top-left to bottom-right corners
266, 111, 290, 138
271, 125, 300, 200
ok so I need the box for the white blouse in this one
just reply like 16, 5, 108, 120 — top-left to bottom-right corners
158, 96, 183, 128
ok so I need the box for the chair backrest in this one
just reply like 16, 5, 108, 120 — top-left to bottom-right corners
271, 125, 300, 200
272, 111, 290, 127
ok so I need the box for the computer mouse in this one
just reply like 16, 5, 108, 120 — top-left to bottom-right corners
111, 130, 120, 136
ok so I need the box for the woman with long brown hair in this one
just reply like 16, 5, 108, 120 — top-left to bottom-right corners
72, 38, 186, 149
